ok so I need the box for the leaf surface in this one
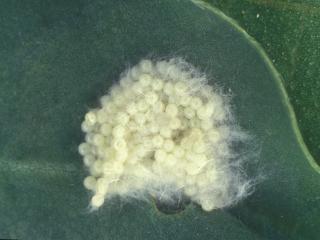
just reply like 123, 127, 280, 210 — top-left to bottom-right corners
206, 0, 320, 165
0, 1, 319, 239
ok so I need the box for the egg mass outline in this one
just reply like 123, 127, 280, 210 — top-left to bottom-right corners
79, 58, 254, 211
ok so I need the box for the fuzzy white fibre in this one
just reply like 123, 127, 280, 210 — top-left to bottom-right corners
79, 58, 254, 211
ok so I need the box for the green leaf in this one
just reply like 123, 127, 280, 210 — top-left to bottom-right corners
205, 0, 320, 166
0, 0, 319, 239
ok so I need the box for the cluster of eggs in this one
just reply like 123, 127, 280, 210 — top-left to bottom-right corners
79, 59, 237, 211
